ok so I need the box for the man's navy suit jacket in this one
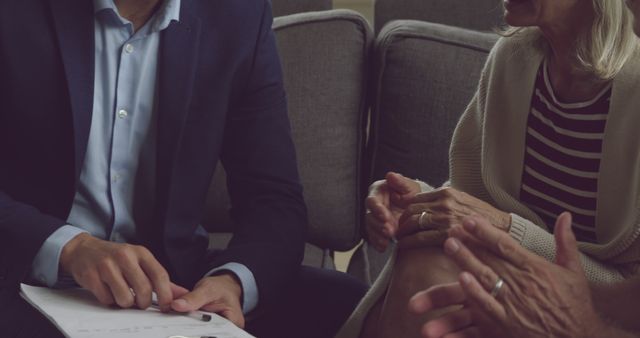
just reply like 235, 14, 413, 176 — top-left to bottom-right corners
0, 0, 307, 311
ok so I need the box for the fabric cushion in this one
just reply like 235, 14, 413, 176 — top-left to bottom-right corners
374, 0, 504, 33
272, 0, 332, 17
350, 21, 497, 283
368, 20, 497, 187
202, 10, 373, 253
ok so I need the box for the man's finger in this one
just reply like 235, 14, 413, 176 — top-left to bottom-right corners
98, 261, 135, 308
121, 259, 153, 309
459, 272, 506, 322
172, 288, 210, 312
448, 225, 484, 248
553, 212, 583, 273
84, 273, 115, 306
139, 252, 172, 311
443, 238, 502, 293
170, 282, 190, 298
202, 302, 245, 328
409, 282, 466, 314
460, 217, 529, 268
422, 308, 473, 338
173, 282, 246, 329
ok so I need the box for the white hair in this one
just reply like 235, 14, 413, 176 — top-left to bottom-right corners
503, 0, 638, 80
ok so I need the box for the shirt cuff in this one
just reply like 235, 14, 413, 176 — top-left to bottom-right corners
416, 180, 433, 193
205, 263, 258, 314
30, 225, 88, 287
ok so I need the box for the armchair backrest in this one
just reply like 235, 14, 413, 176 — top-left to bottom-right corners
374, 0, 504, 33
202, 10, 373, 254
368, 20, 497, 187
349, 20, 497, 283
272, 0, 333, 17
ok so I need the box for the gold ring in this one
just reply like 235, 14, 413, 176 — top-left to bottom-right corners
418, 211, 428, 230
490, 277, 504, 298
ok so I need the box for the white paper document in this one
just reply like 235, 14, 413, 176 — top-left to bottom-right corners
20, 284, 255, 338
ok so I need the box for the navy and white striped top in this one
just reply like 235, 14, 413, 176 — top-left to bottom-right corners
520, 61, 612, 243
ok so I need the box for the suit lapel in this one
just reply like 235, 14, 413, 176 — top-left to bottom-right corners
155, 3, 202, 214
49, 0, 95, 180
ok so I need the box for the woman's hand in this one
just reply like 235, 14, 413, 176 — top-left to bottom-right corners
365, 172, 421, 252
408, 213, 615, 338
396, 188, 511, 242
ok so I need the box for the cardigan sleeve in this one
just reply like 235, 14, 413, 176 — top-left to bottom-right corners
509, 214, 624, 283
448, 68, 496, 206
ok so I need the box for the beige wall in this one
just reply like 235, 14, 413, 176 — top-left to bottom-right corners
333, 0, 373, 22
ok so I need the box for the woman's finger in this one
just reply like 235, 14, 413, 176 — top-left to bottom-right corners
365, 196, 392, 224
397, 212, 426, 237
397, 230, 447, 250
441, 326, 482, 338
443, 238, 502, 293
365, 212, 394, 239
460, 217, 530, 268
365, 214, 393, 251
410, 187, 453, 204
410, 282, 466, 314
422, 308, 474, 338
459, 272, 506, 322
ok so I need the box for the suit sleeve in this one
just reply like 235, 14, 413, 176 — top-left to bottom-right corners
0, 1, 74, 289
205, 0, 307, 312
0, 192, 67, 287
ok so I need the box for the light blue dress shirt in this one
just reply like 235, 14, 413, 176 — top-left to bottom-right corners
30, 0, 258, 313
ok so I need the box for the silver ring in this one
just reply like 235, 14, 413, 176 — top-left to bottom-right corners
418, 211, 428, 229
490, 278, 504, 298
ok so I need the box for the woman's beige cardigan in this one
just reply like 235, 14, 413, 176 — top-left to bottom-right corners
337, 36, 640, 337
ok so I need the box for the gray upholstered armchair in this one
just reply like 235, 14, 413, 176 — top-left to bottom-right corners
272, 0, 333, 17
348, 3, 500, 283
374, 0, 504, 33
203, 8, 373, 270
204, 0, 510, 286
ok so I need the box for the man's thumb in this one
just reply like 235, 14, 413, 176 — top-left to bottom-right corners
554, 212, 582, 273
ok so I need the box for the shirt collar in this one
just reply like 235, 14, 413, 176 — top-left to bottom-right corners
92, 0, 181, 32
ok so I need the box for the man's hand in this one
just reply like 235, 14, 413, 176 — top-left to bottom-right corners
396, 188, 511, 242
365, 172, 421, 252
408, 213, 612, 338
60, 233, 175, 311
172, 273, 245, 328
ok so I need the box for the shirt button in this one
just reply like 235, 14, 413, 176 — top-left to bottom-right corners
124, 43, 134, 54
112, 174, 120, 182
118, 109, 128, 118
